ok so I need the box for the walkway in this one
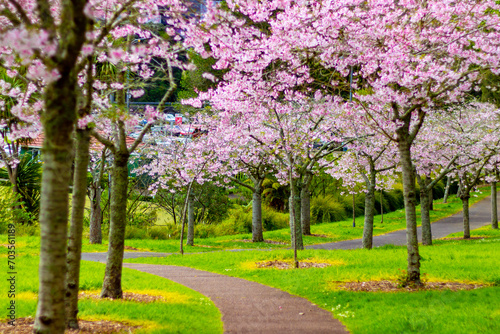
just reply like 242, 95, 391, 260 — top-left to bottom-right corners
81, 194, 497, 333
308, 193, 497, 250
123, 263, 348, 334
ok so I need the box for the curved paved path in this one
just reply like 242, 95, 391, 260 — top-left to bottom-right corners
81, 194, 497, 333
308, 192, 498, 250
123, 263, 348, 334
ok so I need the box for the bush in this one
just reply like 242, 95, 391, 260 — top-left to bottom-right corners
262, 208, 289, 231
311, 195, 347, 224
125, 226, 148, 239
147, 226, 170, 240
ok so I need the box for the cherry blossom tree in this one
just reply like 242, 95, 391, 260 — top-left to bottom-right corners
188, 0, 500, 284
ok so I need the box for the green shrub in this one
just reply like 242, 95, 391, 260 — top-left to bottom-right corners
311, 195, 347, 224
125, 226, 148, 239
147, 226, 170, 240
262, 208, 289, 231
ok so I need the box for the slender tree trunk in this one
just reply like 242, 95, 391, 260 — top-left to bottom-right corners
101, 153, 129, 299
396, 133, 421, 285
363, 176, 376, 249
429, 183, 434, 211
252, 183, 264, 242
461, 193, 471, 239
66, 129, 90, 329
289, 177, 303, 267
89, 187, 103, 244
443, 176, 451, 204
418, 175, 432, 246
301, 182, 312, 236
187, 192, 195, 246
492, 181, 498, 229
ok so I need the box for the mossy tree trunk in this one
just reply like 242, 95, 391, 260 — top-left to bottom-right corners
362, 172, 376, 249
100, 151, 129, 299
418, 175, 432, 246
289, 177, 303, 255
395, 111, 422, 286
34, 2, 89, 329
89, 150, 107, 244
251, 177, 264, 242
443, 176, 451, 204
65, 129, 90, 329
187, 192, 195, 246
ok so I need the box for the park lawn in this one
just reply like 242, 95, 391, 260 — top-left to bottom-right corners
0, 255, 222, 333
126, 226, 500, 334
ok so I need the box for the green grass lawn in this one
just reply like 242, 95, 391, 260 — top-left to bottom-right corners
126, 227, 500, 334
0, 255, 222, 333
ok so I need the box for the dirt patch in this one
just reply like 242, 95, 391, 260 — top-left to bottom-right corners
308, 234, 330, 238
439, 237, 486, 241
0, 317, 140, 333
124, 246, 140, 251
237, 239, 288, 245
79, 291, 164, 303
333, 280, 487, 292
256, 260, 331, 269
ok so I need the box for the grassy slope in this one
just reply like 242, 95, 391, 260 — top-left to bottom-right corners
126, 227, 500, 334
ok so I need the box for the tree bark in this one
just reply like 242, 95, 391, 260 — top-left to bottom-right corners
417, 175, 432, 245
252, 183, 264, 242
301, 181, 312, 236
187, 192, 195, 246
100, 152, 129, 299
89, 187, 103, 244
492, 181, 498, 229
289, 177, 303, 268
461, 193, 471, 239
396, 132, 421, 285
66, 129, 90, 329
363, 179, 376, 249
443, 176, 451, 204
89, 152, 106, 244
35, 91, 78, 333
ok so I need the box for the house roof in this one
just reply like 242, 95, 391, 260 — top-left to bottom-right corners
23, 133, 144, 151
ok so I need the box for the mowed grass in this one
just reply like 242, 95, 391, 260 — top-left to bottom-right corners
126, 226, 500, 334
0, 255, 222, 333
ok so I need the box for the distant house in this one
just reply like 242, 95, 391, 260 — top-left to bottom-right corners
21, 133, 149, 177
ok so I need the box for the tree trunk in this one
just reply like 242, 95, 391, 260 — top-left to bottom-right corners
252, 184, 264, 242
66, 129, 90, 329
429, 183, 434, 211
418, 175, 432, 246
89, 187, 103, 244
443, 176, 451, 204
35, 93, 77, 333
396, 133, 421, 285
363, 180, 376, 249
492, 181, 498, 229
462, 193, 471, 239
289, 177, 303, 267
100, 153, 129, 299
187, 192, 195, 246
301, 182, 312, 236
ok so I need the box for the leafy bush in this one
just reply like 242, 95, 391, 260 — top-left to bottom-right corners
125, 226, 148, 239
262, 208, 289, 231
147, 226, 170, 240
311, 195, 347, 224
